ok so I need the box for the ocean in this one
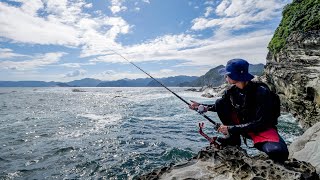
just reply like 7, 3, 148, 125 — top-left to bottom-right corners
0, 87, 303, 179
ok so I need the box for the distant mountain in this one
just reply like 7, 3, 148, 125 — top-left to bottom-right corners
56, 82, 71, 87
190, 63, 265, 87
68, 78, 102, 87
97, 78, 151, 87
147, 76, 198, 87
0, 78, 102, 87
97, 76, 198, 87
249, 63, 265, 76
191, 65, 226, 87
0, 81, 58, 87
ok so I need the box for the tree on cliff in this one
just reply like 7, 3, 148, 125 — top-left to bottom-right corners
268, 0, 320, 53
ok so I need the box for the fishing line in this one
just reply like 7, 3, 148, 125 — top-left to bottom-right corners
106, 48, 218, 126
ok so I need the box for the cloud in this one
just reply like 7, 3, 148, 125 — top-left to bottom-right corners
0, 48, 28, 59
159, 69, 173, 73
142, 0, 150, 4
204, 7, 214, 17
84, 3, 93, 8
58, 62, 95, 68
0, 52, 66, 70
215, 0, 231, 16
0, 1, 131, 49
89, 29, 273, 68
134, 7, 141, 12
109, 0, 127, 14
191, 0, 288, 31
0, 2, 80, 46
64, 69, 87, 77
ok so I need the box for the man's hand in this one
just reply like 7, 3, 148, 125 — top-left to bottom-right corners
217, 125, 229, 136
189, 100, 208, 113
189, 100, 200, 110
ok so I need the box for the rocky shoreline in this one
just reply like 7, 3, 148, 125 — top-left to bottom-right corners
139, 146, 319, 180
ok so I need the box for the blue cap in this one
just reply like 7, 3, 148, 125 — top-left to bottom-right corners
219, 59, 254, 81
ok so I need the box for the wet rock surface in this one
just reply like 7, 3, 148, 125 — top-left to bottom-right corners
139, 146, 319, 180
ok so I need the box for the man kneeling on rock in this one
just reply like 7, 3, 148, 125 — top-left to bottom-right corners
190, 59, 289, 163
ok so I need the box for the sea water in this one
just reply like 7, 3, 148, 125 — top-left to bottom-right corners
0, 87, 303, 179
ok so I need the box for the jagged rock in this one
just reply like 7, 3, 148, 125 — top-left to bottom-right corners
71, 88, 86, 92
201, 93, 214, 98
265, 30, 320, 129
185, 88, 199, 92
289, 121, 320, 174
201, 84, 230, 98
139, 146, 319, 180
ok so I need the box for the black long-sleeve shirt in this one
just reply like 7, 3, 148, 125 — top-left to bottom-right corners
203, 81, 275, 135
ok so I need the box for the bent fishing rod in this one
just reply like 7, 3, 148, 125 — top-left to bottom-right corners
107, 49, 218, 127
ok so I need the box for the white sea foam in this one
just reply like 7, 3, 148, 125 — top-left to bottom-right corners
78, 113, 122, 126
140, 116, 168, 121
278, 113, 298, 124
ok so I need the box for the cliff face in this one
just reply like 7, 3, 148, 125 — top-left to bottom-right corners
264, 0, 320, 129
265, 31, 320, 129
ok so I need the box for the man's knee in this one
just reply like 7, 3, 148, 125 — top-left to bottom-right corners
260, 141, 289, 162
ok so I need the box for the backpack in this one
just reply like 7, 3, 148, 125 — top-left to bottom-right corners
252, 82, 281, 126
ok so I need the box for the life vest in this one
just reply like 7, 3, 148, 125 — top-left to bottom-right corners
248, 128, 279, 144
230, 111, 279, 144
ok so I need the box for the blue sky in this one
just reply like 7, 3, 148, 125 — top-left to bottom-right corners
0, 0, 291, 82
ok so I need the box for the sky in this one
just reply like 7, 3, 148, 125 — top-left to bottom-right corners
0, 0, 291, 82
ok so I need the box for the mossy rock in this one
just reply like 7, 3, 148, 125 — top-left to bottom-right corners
268, 0, 320, 53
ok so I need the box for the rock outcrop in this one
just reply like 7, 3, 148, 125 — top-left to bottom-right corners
265, 30, 320, 129
264, 0, 320, 129
289, 121, 320, 174
139, 146, 319, 180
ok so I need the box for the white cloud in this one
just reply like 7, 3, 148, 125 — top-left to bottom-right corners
0, 52, 66, 70
142, 0, 150, 4
134, 7, 141, 12
64, 69, 86, 77
0, 2, 80, 46
0, 48, 27, 59
192, 0, 288, 31
84, 3, 93, 8
0, 1, 131, 50
160, 69, 173, 73
58, 62, 96, 68
204, 7, 214, 17
215, 0, 231, 16
109, 0, 127, 14
90, 29, 273, 68
21, 0, 43, 16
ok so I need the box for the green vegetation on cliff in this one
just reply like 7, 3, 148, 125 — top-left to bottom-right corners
268, 0, 320, 53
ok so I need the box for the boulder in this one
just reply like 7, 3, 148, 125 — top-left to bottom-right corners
289, 121, 320, 174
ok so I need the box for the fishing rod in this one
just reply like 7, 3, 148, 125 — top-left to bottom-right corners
107, 48, 218, 126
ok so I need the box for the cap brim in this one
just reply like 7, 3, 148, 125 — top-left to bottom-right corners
228, 73, 254, 81
218, 68, 230, 76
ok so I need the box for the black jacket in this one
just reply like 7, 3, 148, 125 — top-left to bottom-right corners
207, 81, 276, 135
